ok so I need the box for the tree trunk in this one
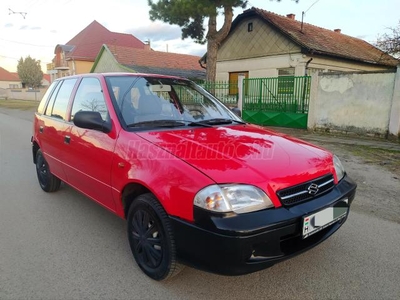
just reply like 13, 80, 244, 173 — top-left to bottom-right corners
205, 5, 234, 83
206, 39, 218, 82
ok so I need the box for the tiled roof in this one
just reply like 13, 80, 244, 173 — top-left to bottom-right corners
235, 8, 399, 67
62, 20, 146, 61
43, 74, 51, 82
0, 67, 19, 81
105, 44, 206, 79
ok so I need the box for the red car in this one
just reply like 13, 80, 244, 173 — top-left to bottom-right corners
32, 73, 356, 280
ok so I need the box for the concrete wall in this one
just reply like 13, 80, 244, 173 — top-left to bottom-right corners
308, 68, 400, 138
216, 54, 393, 82
3, 88, 47, 101
216, 53, 307, 81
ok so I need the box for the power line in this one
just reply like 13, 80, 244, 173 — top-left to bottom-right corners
0, 38, 53, 48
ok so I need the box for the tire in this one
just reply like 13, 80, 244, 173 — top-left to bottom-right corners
35, 149, 61, 192
127, 193, 183, 280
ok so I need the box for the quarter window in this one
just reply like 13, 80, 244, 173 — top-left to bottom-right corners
47, 79, 77, 120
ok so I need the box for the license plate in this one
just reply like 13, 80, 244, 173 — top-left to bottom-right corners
302, 199, 348, 239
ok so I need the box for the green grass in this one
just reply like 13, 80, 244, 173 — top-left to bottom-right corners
344, 144, 400, 176
0, 99, 39, 110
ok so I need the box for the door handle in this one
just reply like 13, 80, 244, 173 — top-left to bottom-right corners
64, 135, 71, 144
39, 126, 44, 133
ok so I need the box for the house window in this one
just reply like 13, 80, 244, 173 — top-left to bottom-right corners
248, 22, 253, 32
278, 68, 295, 94
229, 71, 249, 95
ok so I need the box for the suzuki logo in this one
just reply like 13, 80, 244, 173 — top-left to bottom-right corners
308, 183, 319, 195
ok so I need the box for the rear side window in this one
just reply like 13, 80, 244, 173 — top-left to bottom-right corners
45, 78, 77, 120
37, 81, 59, 114
71, 78, 107, 121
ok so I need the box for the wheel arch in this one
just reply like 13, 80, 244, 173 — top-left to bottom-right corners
121, 182, 153, 219
32, 140, 40, 164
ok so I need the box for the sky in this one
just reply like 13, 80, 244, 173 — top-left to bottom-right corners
0, 0, 398, 73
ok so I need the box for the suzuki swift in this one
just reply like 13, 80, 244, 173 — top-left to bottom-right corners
32, 73, 357, 280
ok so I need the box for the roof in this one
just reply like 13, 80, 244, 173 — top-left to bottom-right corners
42, 74, 51, 82
0, 67, 19, 81
231, 8, 399, 67
100, 44, 206, 80
58, 20, 146, 61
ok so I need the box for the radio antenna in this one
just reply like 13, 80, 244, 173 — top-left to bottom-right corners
301, 0, 321, 33
8, 8, 27, 19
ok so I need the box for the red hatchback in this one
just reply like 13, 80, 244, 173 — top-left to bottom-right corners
32, 73, 356, 280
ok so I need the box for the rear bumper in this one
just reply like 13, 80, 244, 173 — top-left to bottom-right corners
170, 175, 357, 275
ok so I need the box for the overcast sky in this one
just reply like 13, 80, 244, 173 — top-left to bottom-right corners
0, 0, 398, 72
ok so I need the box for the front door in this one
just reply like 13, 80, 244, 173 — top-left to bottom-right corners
62, 77, 117, 211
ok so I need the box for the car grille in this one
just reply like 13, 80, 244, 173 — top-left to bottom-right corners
277, 174, 335, 206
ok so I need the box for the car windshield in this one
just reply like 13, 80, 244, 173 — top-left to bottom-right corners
105, 76, 242, 128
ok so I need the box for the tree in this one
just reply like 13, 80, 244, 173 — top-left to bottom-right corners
148, 0, 298, 82
17, 56, 43, 88
375, 21, 400, 58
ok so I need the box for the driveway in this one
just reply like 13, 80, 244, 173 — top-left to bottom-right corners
1, 108, 399, 300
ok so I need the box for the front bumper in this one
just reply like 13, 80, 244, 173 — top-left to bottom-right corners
170, 175, 356, 275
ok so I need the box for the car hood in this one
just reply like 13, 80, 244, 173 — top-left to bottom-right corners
136, 124, 334, 202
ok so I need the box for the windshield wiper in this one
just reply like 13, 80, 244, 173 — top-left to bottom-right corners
194, 118, 246, 125
183, 120, 212, 127
127, 120, 186, 128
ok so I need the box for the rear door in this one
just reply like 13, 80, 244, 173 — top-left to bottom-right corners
37, 78, 78, 181
62, 77, 117, 211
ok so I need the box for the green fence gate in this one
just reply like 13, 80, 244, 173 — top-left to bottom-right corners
242, 76, 311, 129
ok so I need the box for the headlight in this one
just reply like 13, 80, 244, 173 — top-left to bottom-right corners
194, 184, 274, 214
333, 155, 345, 181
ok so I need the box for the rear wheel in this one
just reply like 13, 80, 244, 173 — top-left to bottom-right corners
35, 149, 61, 192
127, 193, 183, 280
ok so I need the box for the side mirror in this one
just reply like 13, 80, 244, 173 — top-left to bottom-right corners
73, 111, 111, 133
231, 107, 242, 117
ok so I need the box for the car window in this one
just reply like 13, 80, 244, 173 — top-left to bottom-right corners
44, 81, 62, 117
46, 78, 77, 120
105, 76, 237, 127
71, 78, 108, 121
38, 81, 59, 114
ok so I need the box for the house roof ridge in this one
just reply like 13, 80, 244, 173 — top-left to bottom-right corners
105, 44, 202, 58
0, 66, 20, 81
103, 44, 204, 72
240, 6, 399, 67
254, 7, 354, 39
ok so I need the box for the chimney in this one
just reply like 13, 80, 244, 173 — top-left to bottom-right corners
334, 29, 341, 33
144, 40, 151, 50
286, 13, 295, 20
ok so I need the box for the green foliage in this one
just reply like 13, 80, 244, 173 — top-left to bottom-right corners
148, 0, 248, 44
17, 56, 43, 88
148, 0, 298, 81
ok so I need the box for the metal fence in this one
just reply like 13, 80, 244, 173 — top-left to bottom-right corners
243, 76, 311, 113
199, 81, 238, 106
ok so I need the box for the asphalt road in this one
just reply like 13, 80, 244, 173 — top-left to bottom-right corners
1, 108, 399, 300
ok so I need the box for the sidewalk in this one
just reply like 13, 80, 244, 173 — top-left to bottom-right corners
268, 127, 400, 152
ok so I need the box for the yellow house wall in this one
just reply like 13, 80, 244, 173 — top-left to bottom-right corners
70, 60, 94, 74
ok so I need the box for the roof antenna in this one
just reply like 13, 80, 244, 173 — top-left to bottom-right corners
301, 0, 321, 33
8, 8, 27, 19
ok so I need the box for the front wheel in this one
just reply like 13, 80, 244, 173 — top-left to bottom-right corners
35, 149, 61, 192
127, 193, 183, 280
